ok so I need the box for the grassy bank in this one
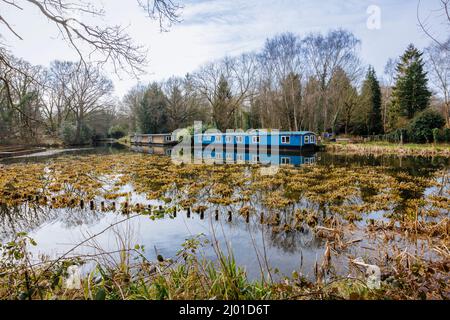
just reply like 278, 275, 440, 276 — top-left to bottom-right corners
1, 232, 448, 300
325, 141, 450, 156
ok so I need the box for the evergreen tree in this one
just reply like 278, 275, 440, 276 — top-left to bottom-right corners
212, 75, 233, 131
391, 44, 432, 121
137, 83, 168, 134
358, 66, 383, 135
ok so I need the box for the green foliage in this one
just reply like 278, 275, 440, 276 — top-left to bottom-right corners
213, 75, 233, 131
108, 125, 127, 139
385, 128, 409, 143
408, 109, 445, 143
137, 83, 168, 134
441, 128, 450, 142
60, 121, 93, 145
432, 128, 439, 144
391, 44, 432, 121
359, 66, 383, 135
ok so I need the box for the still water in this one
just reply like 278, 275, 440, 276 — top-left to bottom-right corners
0, 144, 448, 280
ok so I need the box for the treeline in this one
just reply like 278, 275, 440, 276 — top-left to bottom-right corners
0, 58, 120, 145
1, 29, 449, 145
124, 30, 450, 143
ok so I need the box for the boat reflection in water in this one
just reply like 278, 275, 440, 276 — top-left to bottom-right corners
130, 145, 173, 156
131, 145, 317, 166
193, 149, 317, 166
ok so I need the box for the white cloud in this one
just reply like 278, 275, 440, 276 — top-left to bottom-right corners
1, 0, 443, 97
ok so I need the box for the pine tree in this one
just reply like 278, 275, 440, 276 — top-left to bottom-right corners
212, 75, 233, 131
391, 44, 431, 121
137, 83, 168, 134
356, 66, 383, 135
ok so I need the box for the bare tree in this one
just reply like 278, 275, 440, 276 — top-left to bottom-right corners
260, 33, 304, 130
381, 58, 398, 132
41, 61, 75, 134
162, 75, 206, 131
57, 61, 114, 143
122, 84, 148, 134
0, 0, 182, 75
426, 38, 450, 127
193, 53, 257, 130
302, 29, 362, 132
417, 0, 450, 52
0, 55, 45, 141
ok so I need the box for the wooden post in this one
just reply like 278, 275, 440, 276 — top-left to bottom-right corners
215, 209, 219, 221
228, 211, 232, 222
245, 212, 250, 223
101, 201, 105, 211
187, 207, 191, 218
200, 210, 204, 220
112, 202, 116, 211
80, 199, 84, 209
260, 212, 264, 224
173, 207, 177, 217
90, 201, 95, 210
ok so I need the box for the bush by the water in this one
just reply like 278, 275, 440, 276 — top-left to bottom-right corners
60, 121, 93, 145
407, 109, 445, 143
108, 125, 127, 139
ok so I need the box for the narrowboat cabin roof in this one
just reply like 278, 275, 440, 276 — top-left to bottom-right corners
132, 133, 173, 136
198, 131, 315, 136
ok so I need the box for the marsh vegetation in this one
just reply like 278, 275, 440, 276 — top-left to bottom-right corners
0, 147, 448, 300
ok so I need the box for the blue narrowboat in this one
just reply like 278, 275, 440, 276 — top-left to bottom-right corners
193, 131, 317, 150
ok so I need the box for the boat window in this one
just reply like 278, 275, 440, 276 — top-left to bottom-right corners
236, 136, 243, 143
237, 154, 244, 161
304, 135, 310, 144
252, 155, 260, 163
311, 135, 316, 143
226, 136, 233, 143
281, 157, 290, 164
252, 136, 260, 143
165, 136, 172, 141
216, 135, 222, 142
281, 136, 290, 144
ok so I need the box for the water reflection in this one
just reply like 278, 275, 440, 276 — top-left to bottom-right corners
130, 145, 318, 166
0, 146, 448, 281
130, 145, 173, 156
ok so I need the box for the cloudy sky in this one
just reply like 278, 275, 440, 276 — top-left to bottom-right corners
1, 0, 445, 97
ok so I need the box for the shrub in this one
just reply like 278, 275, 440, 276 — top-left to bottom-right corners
385, 128, 409, 143
441, 128, 450, 143
60, 121, 93, 145
408, 110, 445, 143
108, 125, 127, 139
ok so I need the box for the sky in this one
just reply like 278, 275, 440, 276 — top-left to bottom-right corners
1, 0, 446, 98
